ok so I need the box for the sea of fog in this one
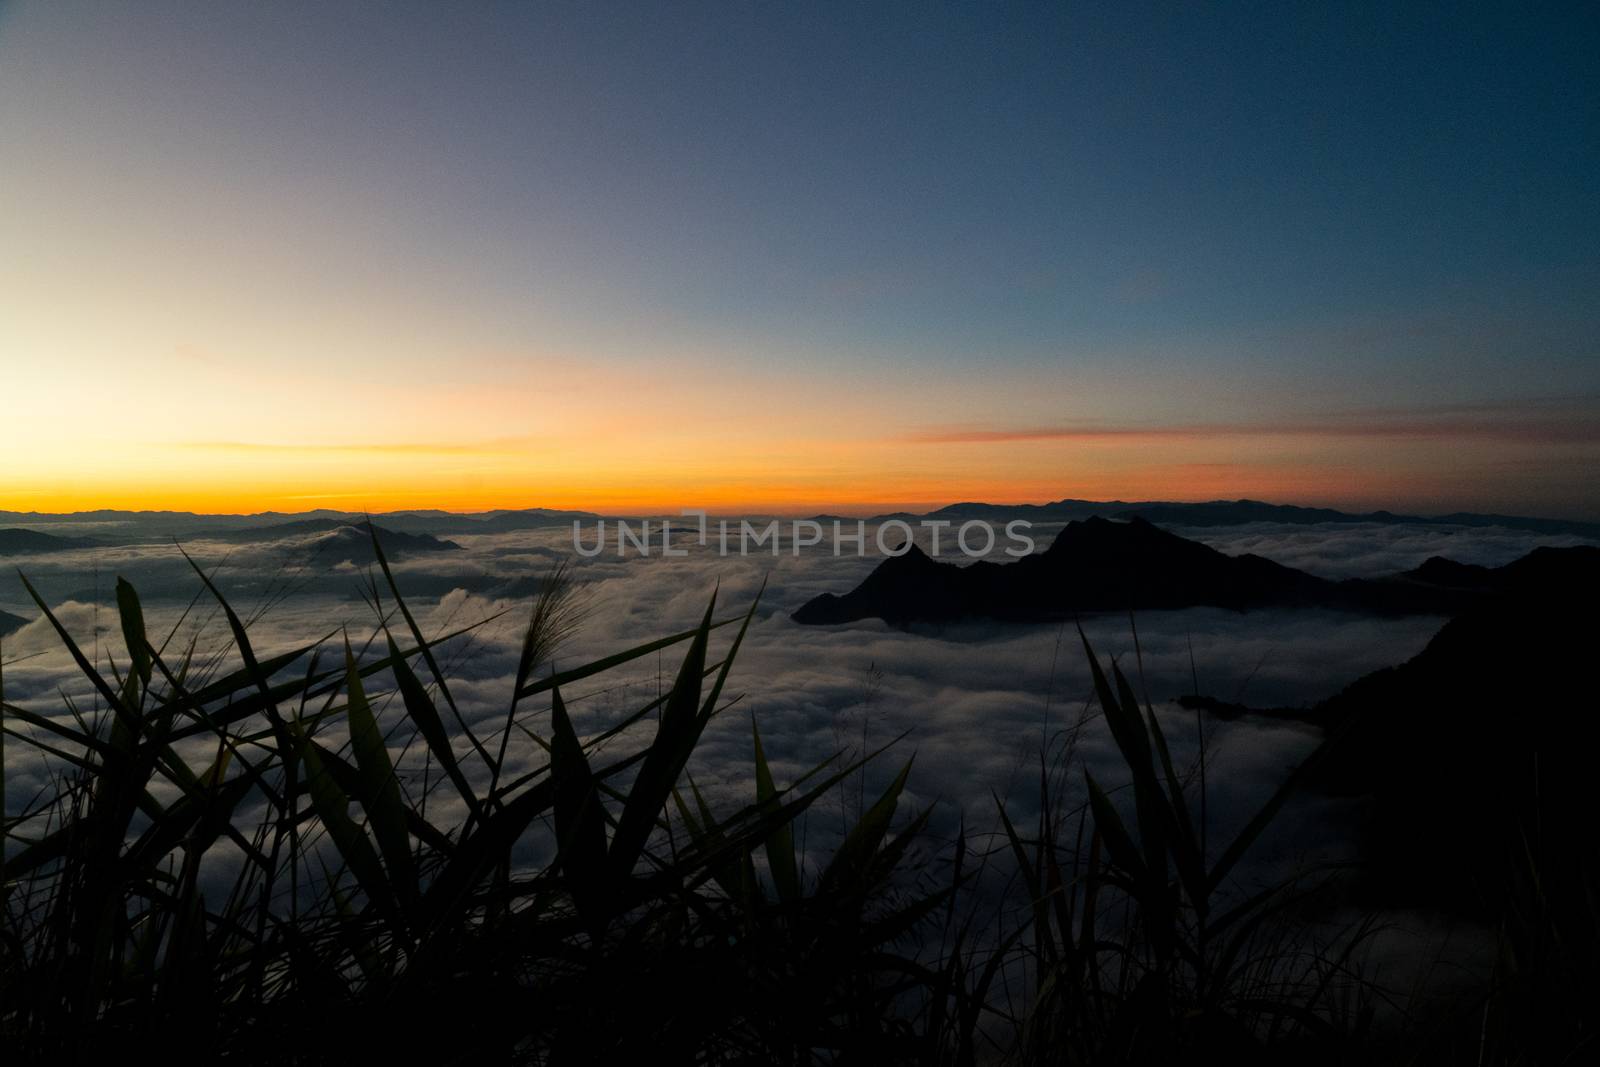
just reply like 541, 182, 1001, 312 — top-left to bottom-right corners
3, 518, 1592, 925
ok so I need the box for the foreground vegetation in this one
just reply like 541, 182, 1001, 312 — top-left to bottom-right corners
1, 537, 1592, 1063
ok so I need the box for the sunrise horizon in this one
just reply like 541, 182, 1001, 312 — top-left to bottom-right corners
8, 404, 1597, 519
7, 488, 1600, 523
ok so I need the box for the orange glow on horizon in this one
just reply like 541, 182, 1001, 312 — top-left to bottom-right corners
0, 454, 1517, 518
2, 362, 1591, 519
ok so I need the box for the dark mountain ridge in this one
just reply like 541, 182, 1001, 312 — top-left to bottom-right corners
1109, 499, 1600, 537
0, 507, 600, 545
1288, 583, 1598, 917
0, 528, 100, 554
299, 522, 462, 559
874, 497, 1600, 538
792, 516, 1600, 626
3, 498, 1594, 547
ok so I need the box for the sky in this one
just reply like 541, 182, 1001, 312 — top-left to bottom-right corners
2, 1, 1597, 517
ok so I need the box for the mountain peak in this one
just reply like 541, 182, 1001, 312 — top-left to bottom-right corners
0, 608, 29, 638
791, 519, 1599, 627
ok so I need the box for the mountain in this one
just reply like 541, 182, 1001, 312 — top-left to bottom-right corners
1162, 549, 1600, 917
336, 508, 599, 535
795, 517, 1333, 625
1302, 579, 1600, 915
296, 523, 462, 561
218, 518, 352, 542
861, 497, 1600, 539
464, 508, 602, 533
0, 528, 100, 554
792, 516, 1600, 626
907, 499, 1132, 522
191, 518, 460, 558
1394, 556, 1493, 587
0, 508, 352, 534
1110, 498, 1600, 537
198, 521, 461, 560
0, 506, 599, 543
0, 608, 28, 637
1, 499, 1593, 542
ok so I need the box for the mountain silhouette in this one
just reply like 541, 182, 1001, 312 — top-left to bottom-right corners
220, 517, 354, 541
0, 507, 600, 546
865, 497, 1600, 539
793, 517, 1322, 625
792, 517, 1594, 625
3, 498, 1594, 548
1305, 579, 1600, 917
1160, 547, 1600, 919
1110, 498, 1600, 537
300, 522, 462, 561
206, 519, 458, 555
0, 528, 98, 554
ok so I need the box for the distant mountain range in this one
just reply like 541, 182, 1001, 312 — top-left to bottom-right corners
0, 520, 460, 563
876, 498, 1600, 539
0, 528, 101, 553
792, 516, 1600, 626
292, 522, 462, 561
0, 507, 598, 548
1, 498, 1596, 550
212, 517, 461, 552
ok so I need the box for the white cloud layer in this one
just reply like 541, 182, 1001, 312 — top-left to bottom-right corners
2, 519, 1587, 897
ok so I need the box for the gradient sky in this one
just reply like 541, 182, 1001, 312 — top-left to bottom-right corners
2, 1, 1597, 517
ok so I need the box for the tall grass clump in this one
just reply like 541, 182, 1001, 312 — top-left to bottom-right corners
979, 628, 1381, 1065
0, 538, 944, 1063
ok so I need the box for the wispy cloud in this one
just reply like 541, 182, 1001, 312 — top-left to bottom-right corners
170, 437, 543, 456
905, 408, 1599, 446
